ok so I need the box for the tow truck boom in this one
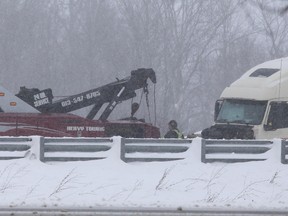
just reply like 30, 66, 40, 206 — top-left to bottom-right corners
16, 68, 156, 120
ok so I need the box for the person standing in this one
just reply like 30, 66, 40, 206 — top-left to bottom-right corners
164, 120, 184, 138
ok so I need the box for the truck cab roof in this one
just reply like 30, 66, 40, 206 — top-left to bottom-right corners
221, 57, 288, 101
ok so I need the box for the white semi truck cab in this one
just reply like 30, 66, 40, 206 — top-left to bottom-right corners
202, 57, 288, 139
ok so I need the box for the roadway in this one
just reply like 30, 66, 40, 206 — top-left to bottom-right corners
0, 207, 288, 216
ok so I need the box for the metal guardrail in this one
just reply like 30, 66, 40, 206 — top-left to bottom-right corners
120, 138, 192, 162
0, 137, 32, 160
39, 137, 113, 162
0, 137, 287, 164
281, 140, 288, 164
201, 139, 273, 163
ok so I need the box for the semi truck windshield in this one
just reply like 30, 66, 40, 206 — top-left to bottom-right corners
216, 99, 267, 125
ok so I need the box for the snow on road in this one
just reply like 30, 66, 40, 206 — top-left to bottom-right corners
0, 137, 287, 211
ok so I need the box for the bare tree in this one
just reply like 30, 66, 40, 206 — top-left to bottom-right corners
118, 0, 247, 133
244, 0, 288, 59
0, 0, 286, 135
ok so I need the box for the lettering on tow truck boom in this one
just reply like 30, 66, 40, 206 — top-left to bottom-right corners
34, 92, 49, 107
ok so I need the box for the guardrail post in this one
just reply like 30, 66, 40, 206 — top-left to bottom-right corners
39, 136, 45, 162
120, 137, 126, 162
201, 138, 206, 163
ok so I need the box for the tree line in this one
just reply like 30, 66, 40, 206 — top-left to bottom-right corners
0, 0, 287, 135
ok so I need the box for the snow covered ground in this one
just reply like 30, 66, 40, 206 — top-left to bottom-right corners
0, 137, 287, 211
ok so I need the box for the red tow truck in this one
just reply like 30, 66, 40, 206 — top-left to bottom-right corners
0, 68, 160, 138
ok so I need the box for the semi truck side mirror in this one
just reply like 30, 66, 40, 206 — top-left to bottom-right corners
214, 100, 223, 121
263, 122, 274, 131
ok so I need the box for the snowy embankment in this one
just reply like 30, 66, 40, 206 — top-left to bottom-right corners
0, 137, 287, 211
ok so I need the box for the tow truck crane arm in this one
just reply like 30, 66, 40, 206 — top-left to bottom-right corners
16, 68, 156, 121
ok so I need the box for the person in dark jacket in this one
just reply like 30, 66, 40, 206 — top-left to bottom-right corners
164, 120, 184, 138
